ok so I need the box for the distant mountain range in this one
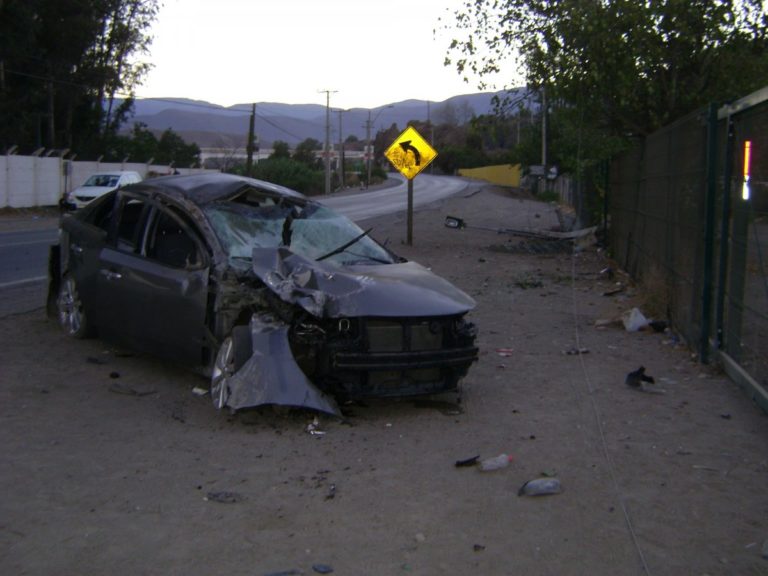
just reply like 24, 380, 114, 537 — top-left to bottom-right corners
124, 89, 531, 149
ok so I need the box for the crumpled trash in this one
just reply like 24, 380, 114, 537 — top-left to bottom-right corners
306, 417, 326, 436
478, 453, 513, 471
455, 455, 480, 468
625, 366, 665, 394
564, 346, 589, 355
518, 477, 562, 496
622, 307, 649, 332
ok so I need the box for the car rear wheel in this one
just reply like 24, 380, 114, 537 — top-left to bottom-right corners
57, 275, 91, 338
210, 326, 251, 410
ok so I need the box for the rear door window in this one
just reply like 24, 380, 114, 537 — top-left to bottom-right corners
145, 207, 203, 269
114, 195, 149, 253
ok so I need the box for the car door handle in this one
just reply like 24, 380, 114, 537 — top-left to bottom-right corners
100, 269, 122, 281
71, 243, 83, 254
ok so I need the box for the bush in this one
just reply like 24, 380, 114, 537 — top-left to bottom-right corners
245, 158, 324, 195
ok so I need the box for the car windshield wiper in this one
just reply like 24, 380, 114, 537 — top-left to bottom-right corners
316, 228, 372, 262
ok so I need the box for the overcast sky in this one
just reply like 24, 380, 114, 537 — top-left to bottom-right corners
137, 0, 517, 109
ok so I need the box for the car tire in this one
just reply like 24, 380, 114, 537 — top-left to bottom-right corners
210, 325, 251, 410
57, 275, 92, 339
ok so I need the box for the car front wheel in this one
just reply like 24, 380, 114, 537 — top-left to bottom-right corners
210, 326, 251, 410
57, 275, 91, 338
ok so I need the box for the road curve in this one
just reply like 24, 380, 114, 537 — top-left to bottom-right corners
318, 173, 473, 222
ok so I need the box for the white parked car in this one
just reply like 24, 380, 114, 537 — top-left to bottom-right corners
62, 171, 142, 209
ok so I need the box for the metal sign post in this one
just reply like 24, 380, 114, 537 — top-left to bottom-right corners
407, 178, 414, 245
384, 126, 438, 246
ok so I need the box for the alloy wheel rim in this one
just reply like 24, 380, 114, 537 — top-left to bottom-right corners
211, 337, 234, 409
58, 278, 82, 335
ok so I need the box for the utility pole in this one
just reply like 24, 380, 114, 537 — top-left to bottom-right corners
246, 103, 256, 176
541, 86, 548, 194
47, 77, 55, 149
337, 109, 344, 189
319, 89, 337, 195
427, 100, 434, 174
365, 111, 373, 188
541, 86, 547, 168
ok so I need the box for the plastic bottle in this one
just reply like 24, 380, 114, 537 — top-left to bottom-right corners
478, 453, 513, 471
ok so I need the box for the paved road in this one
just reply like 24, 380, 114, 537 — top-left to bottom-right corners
0, 228, 58, 287
320, 173, 472, 221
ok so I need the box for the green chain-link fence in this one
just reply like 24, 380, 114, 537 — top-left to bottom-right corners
607, 88, 768, 410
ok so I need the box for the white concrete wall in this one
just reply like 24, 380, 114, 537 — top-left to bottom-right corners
0, 155, 215, 208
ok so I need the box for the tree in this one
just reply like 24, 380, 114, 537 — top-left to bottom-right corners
445, 0, 768, 163
157, 128, 200, 167
293, 138, 321, 166
270, 140, 291, 160
0, 0, 159, 155
249, 157, 324, 195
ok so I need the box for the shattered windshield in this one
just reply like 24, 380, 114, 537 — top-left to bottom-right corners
205, 200, 397, 267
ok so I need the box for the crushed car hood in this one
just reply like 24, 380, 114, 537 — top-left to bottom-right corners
251, 247, 476, 318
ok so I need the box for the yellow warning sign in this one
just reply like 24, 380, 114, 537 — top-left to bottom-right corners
384, 126, 437, 180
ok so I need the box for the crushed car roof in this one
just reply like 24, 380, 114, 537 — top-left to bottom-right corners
131, 173, 305, 206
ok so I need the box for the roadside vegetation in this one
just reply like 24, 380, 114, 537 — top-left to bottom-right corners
443, 0, 768, 174
2, 0, 767, 191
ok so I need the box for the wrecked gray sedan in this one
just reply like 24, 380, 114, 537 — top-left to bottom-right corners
49, 173, 478, 415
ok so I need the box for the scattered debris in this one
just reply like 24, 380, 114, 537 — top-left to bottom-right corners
602, 285, 625, 296
518, 477, 563, 496
492, 238, 573, 255
648, 320, 668, 333
564, 347, 590, 356
444, 215, 597, 254
625, 366, 665, 394
312, 564, 334, 574
721, 413, 732, 420
622, 308, 649, 332
478, 453, 513, 472
264, 570, 302, 576
692, 465, 720, 473
205, 491, 244, 504
109, 371, 121, 379
306, 417, 326, 436
191, 386, 209, 397
625, 366, 654, 387
455, 455, 480, 468
108, 383, 157, 397
86, 356, 106, 365
473, 544, 486, 552
595, 317, 621, 328
761, 540, 768, 559
325, 484, 336, 501
496, 348, 514, 357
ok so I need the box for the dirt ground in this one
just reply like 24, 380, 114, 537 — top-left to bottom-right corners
1, 185, 767, 576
